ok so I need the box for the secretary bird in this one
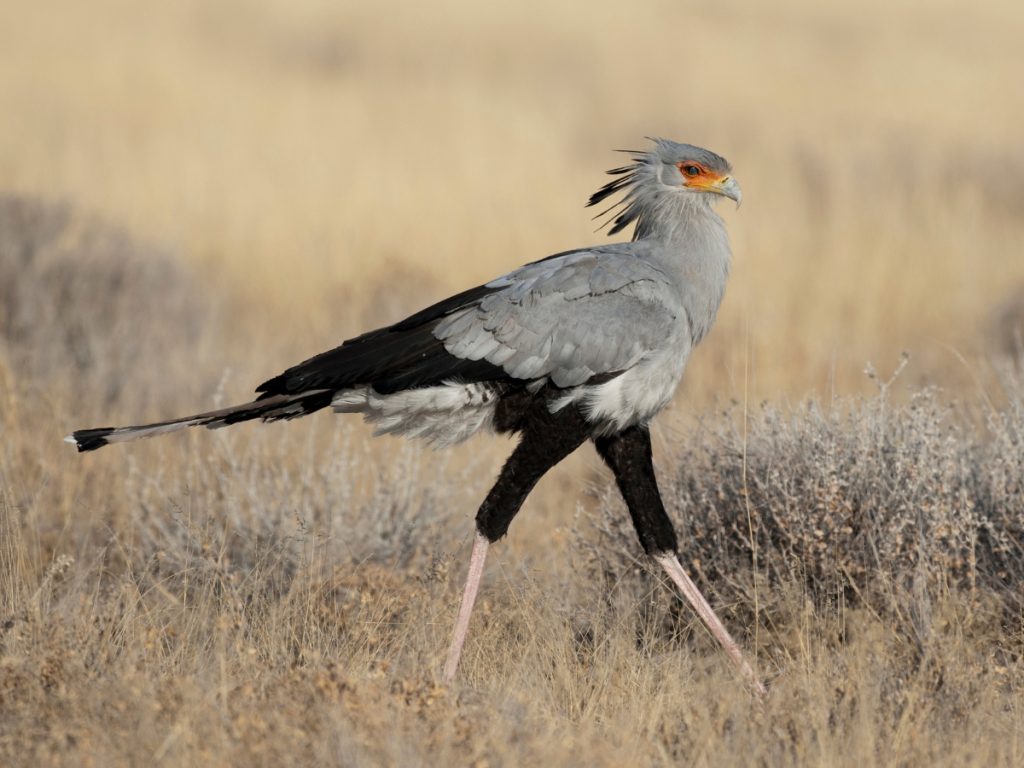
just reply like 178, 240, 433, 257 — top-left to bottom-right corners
67, 138, 764, 693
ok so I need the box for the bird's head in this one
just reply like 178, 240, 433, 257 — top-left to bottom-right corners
656, 140, 741, 206
588, 138, 741, 236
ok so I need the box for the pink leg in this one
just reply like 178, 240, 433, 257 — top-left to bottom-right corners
654, 553, 766, 696
443, 532, 490, 682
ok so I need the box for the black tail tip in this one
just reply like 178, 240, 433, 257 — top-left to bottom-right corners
66, 427, 114, 452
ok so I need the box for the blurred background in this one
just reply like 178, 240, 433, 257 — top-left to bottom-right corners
2, 3, 1024, 762
2, 0, 1022, 419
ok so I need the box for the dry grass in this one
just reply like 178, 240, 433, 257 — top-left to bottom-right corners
2, 0, 1024, 765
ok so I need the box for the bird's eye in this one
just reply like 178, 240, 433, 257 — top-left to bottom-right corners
683, 165, 701, 177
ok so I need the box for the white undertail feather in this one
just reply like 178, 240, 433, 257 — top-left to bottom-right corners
332, 382, 499, 447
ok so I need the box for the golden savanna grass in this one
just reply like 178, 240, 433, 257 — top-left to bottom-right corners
2, 0, 1023, 764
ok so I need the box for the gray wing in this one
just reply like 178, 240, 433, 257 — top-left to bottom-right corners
434, 248, 682, 388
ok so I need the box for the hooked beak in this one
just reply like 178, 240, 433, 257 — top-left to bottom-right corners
712, 175, 742, 207
685, 173, 743, 207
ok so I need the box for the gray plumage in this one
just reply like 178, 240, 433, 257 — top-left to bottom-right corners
335, 139, 739, 444
67, 138, 741, 452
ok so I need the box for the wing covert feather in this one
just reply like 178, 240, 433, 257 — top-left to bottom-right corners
434, 250, 680, 387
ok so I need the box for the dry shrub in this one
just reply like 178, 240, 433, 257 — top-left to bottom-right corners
579, 361, 1024, 649
0, 194, 213, 409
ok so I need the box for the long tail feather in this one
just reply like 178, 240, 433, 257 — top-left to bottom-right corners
65, 390, 334, 452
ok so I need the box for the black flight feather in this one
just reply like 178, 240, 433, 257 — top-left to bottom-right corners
256, 283, 512, 397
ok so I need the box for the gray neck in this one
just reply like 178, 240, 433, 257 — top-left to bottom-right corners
632, 190, 718, 243
635, 192, 732, 345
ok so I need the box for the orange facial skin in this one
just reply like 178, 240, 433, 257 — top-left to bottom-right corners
675, 161, 729, 191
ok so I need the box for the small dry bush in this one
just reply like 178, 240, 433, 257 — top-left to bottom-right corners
581, 361, 1024, 648
0, 195, 215, 410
